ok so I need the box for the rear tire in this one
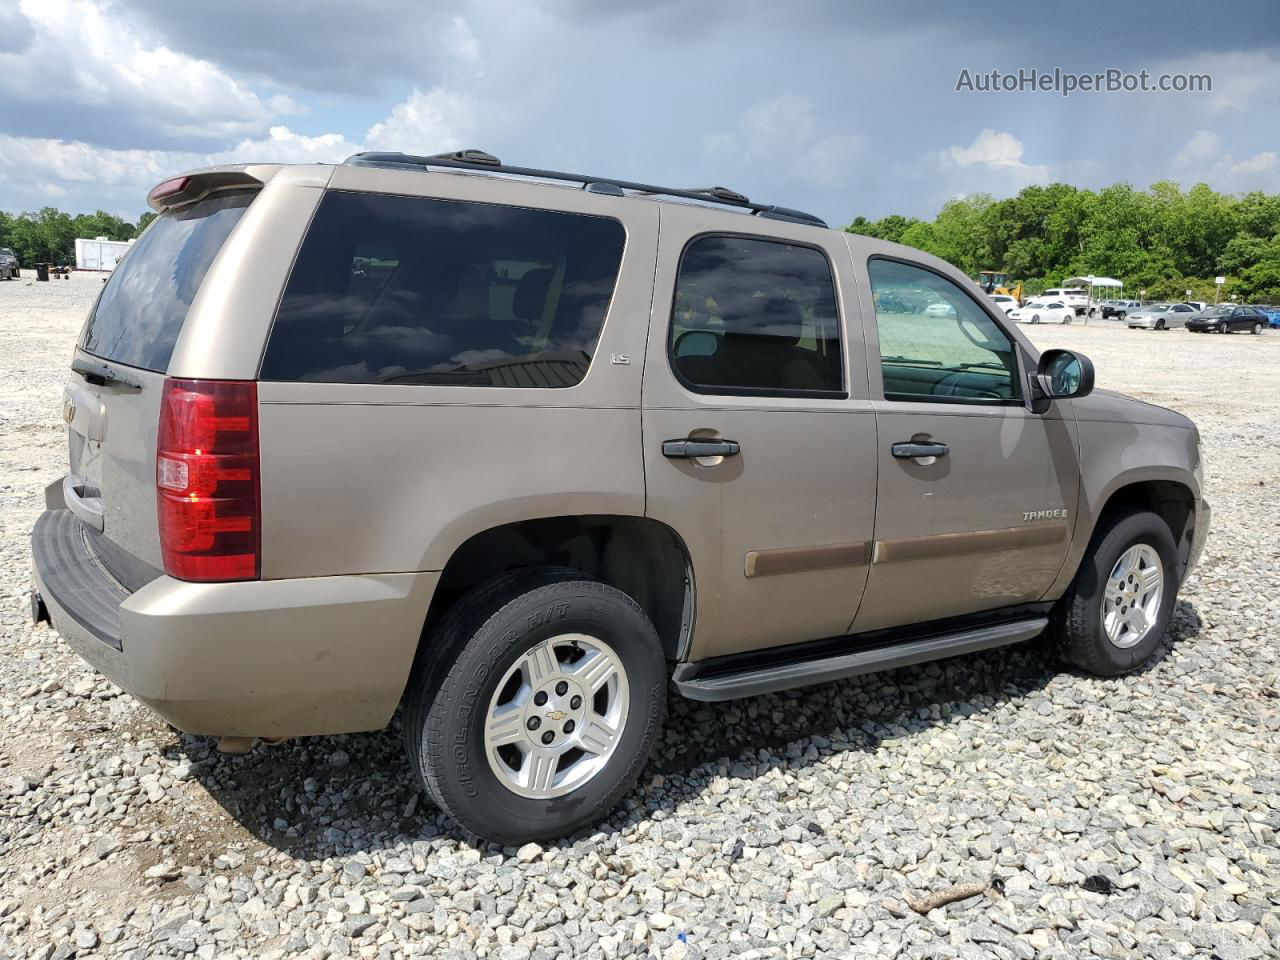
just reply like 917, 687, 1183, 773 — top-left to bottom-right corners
403, 569, 667, 845
1219, 322, 1229, 334
1252, 322, 1263, 335
1052, 511, 1179, 677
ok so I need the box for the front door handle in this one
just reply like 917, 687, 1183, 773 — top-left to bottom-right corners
663, 438, 741, 459
891, 441, 949, 459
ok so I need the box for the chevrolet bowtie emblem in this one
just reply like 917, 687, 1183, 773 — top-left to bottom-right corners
62, 397, 76, 425
546, 710, 567, 722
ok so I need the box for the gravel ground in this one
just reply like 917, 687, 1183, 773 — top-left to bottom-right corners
0, 273, 1277, 960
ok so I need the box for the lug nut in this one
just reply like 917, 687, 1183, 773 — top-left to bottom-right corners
569, 695, 582, 710
526, 716, 541, 730
541, 731, 555, 745
533, 691, 548, 706
555, 681, 569, 696
563, 719, 576, 734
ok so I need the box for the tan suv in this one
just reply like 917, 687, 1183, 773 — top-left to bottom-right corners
31, 150, 1209, 843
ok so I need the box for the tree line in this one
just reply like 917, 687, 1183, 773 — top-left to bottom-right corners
0, 208, 156, 266
847, 181, 1280, 303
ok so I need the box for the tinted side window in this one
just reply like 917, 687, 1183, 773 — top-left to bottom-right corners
669, 235, 842, 396
261, 191, 626, 386
80, 191, 255, 372
868, 258, 1020, 403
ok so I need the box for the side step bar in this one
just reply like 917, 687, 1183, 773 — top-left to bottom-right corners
672, 617, 1048, 702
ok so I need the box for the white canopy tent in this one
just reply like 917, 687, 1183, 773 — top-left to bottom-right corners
1065, 275, 1123, 299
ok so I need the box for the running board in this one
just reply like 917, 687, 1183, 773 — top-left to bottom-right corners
672, 617, 1048, 702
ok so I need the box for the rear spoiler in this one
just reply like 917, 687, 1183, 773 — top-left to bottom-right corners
147, 164, 283, 213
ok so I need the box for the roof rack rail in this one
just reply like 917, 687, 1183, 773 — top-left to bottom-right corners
342, 150, 828, 228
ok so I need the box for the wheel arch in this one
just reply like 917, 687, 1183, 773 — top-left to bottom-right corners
1050, 471, 1201, 600
418, 514, 696, 664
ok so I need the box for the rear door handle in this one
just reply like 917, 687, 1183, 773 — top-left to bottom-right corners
662, 438, 741, 459
891, 441, 949, 459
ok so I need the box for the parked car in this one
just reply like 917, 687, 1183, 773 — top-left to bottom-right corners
1183, 301, 1209, 313
924, 300, 957, 318
1126, 302, 1197, 330
989, 293, 1018, 314
1185, 304, 1268, 334
1042, 287, 1093, 318
1258, 305, 1280, 329
30, 151, 1209, 843
0, 247, 19, 280
1103, 299, 1143, 320
1009, 299, 1074, 324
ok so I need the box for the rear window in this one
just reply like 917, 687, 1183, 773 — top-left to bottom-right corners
260, 191, 627, 387
79, 191, 254, 372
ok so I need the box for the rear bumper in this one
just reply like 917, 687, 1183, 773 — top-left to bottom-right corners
32, 508, 438, 737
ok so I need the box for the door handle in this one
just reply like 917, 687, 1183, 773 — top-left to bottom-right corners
891, 441, 949, 459
662, 438, 741, 459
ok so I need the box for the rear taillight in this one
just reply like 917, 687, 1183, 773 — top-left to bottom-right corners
157, 378, 260, 581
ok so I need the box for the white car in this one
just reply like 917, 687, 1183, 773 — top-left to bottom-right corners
1043, 288, 1092, 317
1009, 300, 1073, 324
924, 301, 956, 318
989, 294, 1018, 314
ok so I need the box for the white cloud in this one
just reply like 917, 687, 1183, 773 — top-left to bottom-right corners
0, 87, 478, 211
7, 0, 283, 143
939, 129, 1051, 181
1154, 50, 1280, 115
364, 89, 478, 153
738, 94, 816, 157
1171, 128, 1280, 193
702, 95, 861, 188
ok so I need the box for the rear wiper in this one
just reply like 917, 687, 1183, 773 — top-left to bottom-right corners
72, 356, 143, 390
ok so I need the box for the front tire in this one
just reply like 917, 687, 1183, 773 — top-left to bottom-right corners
1052, 511, 1179, 677
403, 569, 667, 845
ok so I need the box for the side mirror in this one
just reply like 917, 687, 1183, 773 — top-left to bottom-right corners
1031, 349, 1094, 411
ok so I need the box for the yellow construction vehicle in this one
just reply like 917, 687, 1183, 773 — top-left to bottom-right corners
976, 270, 1023, 304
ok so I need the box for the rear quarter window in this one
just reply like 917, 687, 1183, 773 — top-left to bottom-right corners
79, 191, 255, 372
260, 191, 627, 387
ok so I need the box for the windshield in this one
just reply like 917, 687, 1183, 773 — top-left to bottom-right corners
1144, 303, 1172, 313
1201, 306, 1232, 317
78, 190, 255, 372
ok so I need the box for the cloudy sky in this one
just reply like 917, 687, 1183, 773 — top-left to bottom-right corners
1, 0, 1277, 225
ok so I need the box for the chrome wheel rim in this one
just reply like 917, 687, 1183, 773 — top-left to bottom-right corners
1102, 544, 1163, 649
483, 634, 629, 799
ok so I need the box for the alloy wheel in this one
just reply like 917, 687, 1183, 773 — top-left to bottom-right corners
1101, 544, 1163, 649
483, 634, 629, 799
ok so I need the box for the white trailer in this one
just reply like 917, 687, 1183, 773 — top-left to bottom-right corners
75, 236, 134, 271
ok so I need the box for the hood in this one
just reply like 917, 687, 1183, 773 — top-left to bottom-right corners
1072, 388, 1195, 429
